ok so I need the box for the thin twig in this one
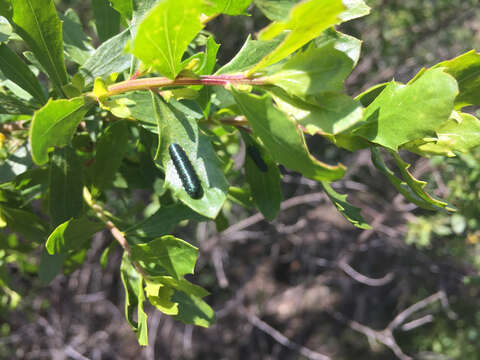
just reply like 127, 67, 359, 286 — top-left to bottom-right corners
330, 291, 454, 360
242, 308, 331, 360
338, 259, 394, 287
223, 192, 327, 236
387, 291, 443, 331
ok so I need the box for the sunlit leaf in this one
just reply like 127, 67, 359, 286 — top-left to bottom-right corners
233, 90, 346, 181
130, 0, 205, 79
354, 69, 458, 151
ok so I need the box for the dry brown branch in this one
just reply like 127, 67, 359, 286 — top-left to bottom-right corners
223, 192, 327, 236
330, 291, 454, 360
337, 259, 395, 287
241, 307, 331, 360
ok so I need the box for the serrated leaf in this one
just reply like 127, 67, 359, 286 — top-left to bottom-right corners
130, 235, 198, 279
48, 147, 85, 226
264, 45, 353, 98
354, 82, 389, 107
29, 97, 90, 165
125, 203, 206, 238
120, 255, 149, 346
403, 112, 480, 157
270, 88, 364, 136
233, 90, 346, 181
241, 132, 282, 220
155, 95, 228, 218
433, 50, 480, 108
92, 120, 130, 192
92, 0, 121, 42
216, 34, 285, 75
370, 146, 453, 211
0, 44, 46, 104
61, 9, 94, 66
79, 29, 133, 85
204, 0, 252, 15
320, 181, 370, 229
388, 149, 454, 211
353, 69, 459, 151
10, 0, 68, 92
249, 0, 345, 74
130, 0, 205, 79
45, 216, 104, 255
110, 0, 134, 20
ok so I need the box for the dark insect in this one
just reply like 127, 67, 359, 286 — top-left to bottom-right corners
169, 143, 203, 199
247, 145, 268, 172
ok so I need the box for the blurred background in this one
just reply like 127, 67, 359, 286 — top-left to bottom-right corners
3, 0, 480, 359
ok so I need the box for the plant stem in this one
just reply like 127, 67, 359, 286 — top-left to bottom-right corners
98, 74, 266, 98
83, 188, 148, 277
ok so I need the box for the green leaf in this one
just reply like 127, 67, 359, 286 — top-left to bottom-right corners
79, 28, 133, 85
10, 0, 68, 92
172, 291, 215, 327
60, 9, 94, 66
154, 95, 228, 219
196, 36, 220, 75
233, 90, 346, 181
148, 276, 209, 298
110, 0, 134, 20
249, 0, 345, 74
314, 28, 362, 67
216, 34, 285, 75
38, 248, 67, 285
48, 147, 84, 226
0, 204, 47, 242
403, 112, 480, 157
353, 69, 459, 151
253, 0, 297, 21
0, 44, 46, 104
145, 281, 178, 315
263, 44, 353, 98
145, 275, 211, 323
45, 216, 104, 255
0, 146, 33, 183
0, 92, 36, 115
354, 82, 389, 107
388, 150, 455, 211
29, 97, 90, 165
370, 146, 453, 211
130, 235, 198, 279
339, 0, 370, 22
0, 0, 12, 19
91, 120, 130, 192
120, 255, 149, 346
433, 50, 480, 108
320, 181, 370, 229
204, 0, 252, 15
270, 88, 364, 136
92, 0, 121, 43
125, 203, 206, 238
241, 132, 282, 220
130, 0, 205, 79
